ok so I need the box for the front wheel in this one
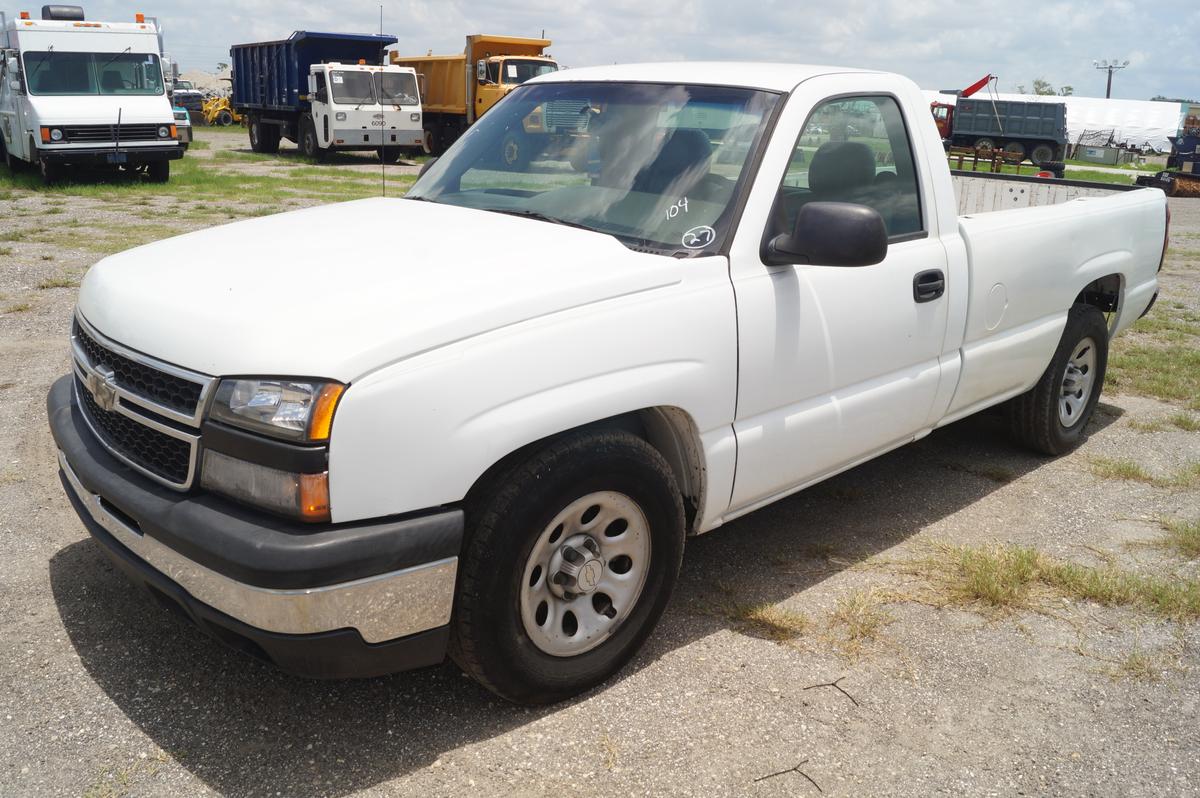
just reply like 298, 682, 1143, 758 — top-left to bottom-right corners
377, 146, 402, 164
299, 118, 327, 162
1007, 303, 1109, 455
147, 160, 170, 183
451, 429, 685, 704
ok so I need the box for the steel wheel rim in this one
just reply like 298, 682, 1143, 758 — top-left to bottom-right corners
519, 491, 651, 657
1059, 336, 1097, 427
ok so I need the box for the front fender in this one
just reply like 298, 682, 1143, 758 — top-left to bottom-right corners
326, 256, 737, 524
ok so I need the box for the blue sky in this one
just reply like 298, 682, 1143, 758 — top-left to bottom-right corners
68, 0, 1200, 101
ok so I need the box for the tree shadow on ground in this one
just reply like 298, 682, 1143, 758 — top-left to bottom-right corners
49, 407, 1120, 797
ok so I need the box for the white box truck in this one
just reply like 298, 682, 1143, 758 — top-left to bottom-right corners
0, 5, 183, 182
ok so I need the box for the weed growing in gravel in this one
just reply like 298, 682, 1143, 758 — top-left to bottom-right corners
37, 274, 78, 290
0, 245, 11, 257
1158, 518, 1200, 559
1089, 457, 1156, 484
1110, 649, 1160, 682
0, 226, 46, 242
732, 602, 810, 641
1128, 418, 1167, 433
924, 543, 1200, 620
1169, 413, 1200, 432
827, 589, 894, 655
2, 301, 33, 314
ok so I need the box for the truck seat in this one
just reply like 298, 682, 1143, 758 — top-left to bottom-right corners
100, 70, 124, 92
631, 128, 712, 196
808, 141, 876, 202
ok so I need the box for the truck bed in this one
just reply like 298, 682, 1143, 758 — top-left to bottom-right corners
952, 170, 1137, 214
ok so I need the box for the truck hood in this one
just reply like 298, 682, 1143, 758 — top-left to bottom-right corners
77, 198, 682, 382
27, 94, 174, 125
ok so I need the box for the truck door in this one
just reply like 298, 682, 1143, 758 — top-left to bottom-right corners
311, 72, 330, 145
0, 51, 23, 159
727, 80, 951, 512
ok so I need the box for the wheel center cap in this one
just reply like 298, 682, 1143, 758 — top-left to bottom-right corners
578, 559, 602, 592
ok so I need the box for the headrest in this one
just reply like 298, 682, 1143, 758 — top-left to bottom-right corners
100, 70, 123, 91
808, 141, 876, 196
633, 128, 712, 194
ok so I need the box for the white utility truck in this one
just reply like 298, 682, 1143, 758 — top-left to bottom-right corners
0, 5, 182, 182
229, 31, 423, 163
49, 63, 1168, 704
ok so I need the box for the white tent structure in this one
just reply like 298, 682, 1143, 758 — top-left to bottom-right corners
924, 90, 1186, 153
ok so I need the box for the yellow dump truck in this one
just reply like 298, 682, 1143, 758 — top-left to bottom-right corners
391, 34, 588, 165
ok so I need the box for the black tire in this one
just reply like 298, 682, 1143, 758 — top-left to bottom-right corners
1003, 141, 1026, 160
499, 129, 532, 170
216, 110, 234, 127
974, 137, 996, 152
1007, 303, 1109, 455
377, 146, 402, 164
248, 118, 265, 153
451, 428, 685, 705
38, 155, 62, 185
147, 160, 170, 183
1030, 143, 1055, 166
422, 128, 443, 156
299, 117, 326, 162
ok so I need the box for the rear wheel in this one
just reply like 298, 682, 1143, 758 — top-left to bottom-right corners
1007, 303, 1109, 455
1003, 141, 1026, 160
1030, 143, 1055, 166
421, 128, 442, 156
248, 119, 281, 154
499, 129, 532, 170
451, 429, 685, 704
974, 137, 996, 152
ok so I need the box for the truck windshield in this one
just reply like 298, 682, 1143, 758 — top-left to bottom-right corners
409, 81, 780, 256
501, 59, 557, 85
23, 51, 164, 96
329, 70, 375, 105
376, 72, 419, 105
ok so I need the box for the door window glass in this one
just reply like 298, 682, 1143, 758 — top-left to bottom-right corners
774, 95, 923, 239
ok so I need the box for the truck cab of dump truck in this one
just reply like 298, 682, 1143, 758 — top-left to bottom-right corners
302, 61, 422, 161
0, 5, 183, 182
474, 53, 557, 117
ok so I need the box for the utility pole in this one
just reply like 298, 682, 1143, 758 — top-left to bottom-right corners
1092, 59, 1129, 99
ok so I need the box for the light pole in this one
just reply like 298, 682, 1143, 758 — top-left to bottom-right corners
1093, 59, 1130, 99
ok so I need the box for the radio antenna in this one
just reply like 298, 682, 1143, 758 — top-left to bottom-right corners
379, 4, 386, 197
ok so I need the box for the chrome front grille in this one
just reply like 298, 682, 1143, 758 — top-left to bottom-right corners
71, 314, 215, 490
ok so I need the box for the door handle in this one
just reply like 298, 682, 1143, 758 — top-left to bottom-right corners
913, 269, 945, 303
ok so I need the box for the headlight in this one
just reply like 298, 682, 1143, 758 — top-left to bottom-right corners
209, 378, 344, 442
174, 111, 188, 121
335, 111, 347, 121
157, 125, 170, 138
50, 128, 63, 141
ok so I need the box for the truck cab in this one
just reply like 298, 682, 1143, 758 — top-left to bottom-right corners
0, 5, 183, 182
304, 61, 422, 160
474, 53, 557, 117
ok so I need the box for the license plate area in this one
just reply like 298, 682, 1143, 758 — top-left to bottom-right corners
106, 152, 128, 164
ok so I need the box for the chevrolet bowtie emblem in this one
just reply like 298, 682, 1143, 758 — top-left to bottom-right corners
86, 364, 118, 412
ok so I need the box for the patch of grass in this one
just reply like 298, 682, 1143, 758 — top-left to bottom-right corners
732, 601, 809, 642
1158, 518, 1200, 559
187, 139, 211, 151
828, 589, 893, 643
0, 226, 47, 242
2, 301, 33, 314
1128, 418, 1166, 433
1089, 457, 1156, 484
0, 245, 12, 256
1169, 413, 1200, 432
1061, 168, 1140, 185
1110, 649, 1160, 682
37, 274, 78, 289
926, 543, 1200, 620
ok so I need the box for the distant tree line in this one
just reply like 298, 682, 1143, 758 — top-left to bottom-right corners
1015, 78, 1073, 96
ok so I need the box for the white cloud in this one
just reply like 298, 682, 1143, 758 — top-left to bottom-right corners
72, 0, 1200, 100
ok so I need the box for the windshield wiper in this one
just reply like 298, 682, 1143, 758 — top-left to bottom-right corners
28, 45, 53, 83
483, 208, 600, 234
99, 46, 131, 71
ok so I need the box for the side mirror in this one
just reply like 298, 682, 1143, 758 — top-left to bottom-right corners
763, 202, 888, 267
476, 60, 488, 83
417, 157, 437, 179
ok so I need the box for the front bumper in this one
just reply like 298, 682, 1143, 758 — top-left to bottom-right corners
48, 375, 462, 678
40, 145, 185, 165
331, 128, 424, 149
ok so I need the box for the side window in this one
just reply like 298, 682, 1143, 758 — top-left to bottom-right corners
774, 95, 923, 240
315, 73, 326, 91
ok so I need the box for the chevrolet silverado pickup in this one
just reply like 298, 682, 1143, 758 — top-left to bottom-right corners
48, 63, 1168, 705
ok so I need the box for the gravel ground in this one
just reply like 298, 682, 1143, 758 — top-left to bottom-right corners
1, 134, 1198, 797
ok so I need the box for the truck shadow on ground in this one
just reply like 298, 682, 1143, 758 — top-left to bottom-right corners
48, 406, 1120, 797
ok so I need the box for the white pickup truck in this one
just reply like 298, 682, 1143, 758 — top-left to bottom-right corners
48, 63, 1168, 704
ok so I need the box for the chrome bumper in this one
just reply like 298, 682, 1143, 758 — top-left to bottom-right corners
59, 450, 457, 643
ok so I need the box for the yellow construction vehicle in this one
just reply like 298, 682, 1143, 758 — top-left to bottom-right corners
201, 79, 243, 127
